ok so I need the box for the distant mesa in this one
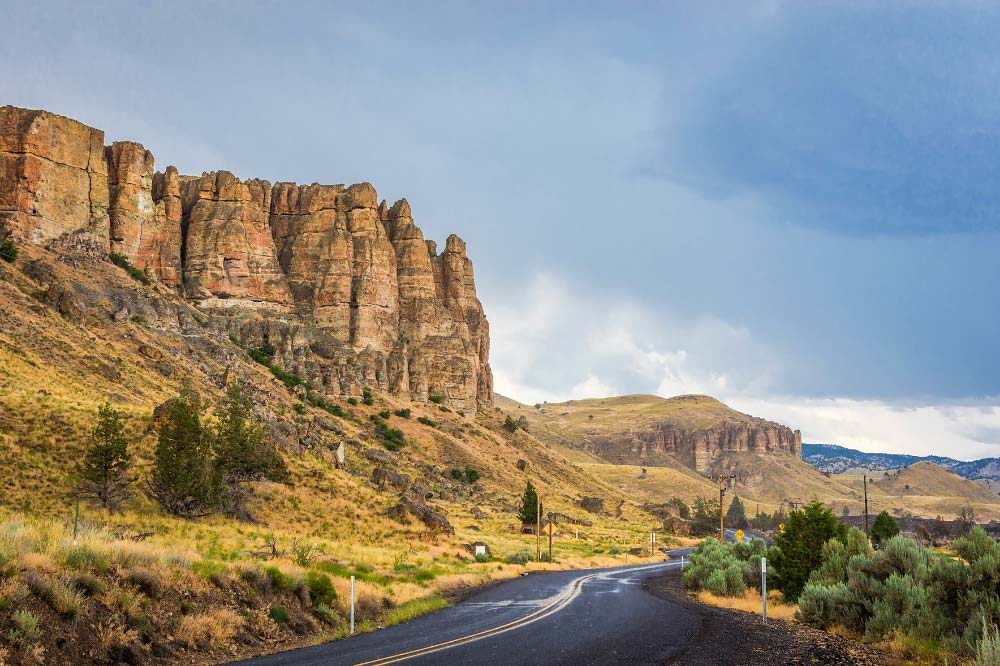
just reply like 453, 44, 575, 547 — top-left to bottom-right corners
0, 106, 492, 411
498, 393, 802, 473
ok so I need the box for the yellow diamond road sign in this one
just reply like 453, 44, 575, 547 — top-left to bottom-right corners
735, 529, 745, 543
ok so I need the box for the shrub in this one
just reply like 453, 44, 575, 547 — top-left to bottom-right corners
176, 609, 243, 646
378, 410, 391, 419
362, 388, 375, 406
8, 610, 40, 646
373, 418, 406, 451
306, 571, 337, 607
130, 314, 147, 325
502, 416, 519, 433
108, 252, 151, 284
976, 620, 1000, 666
292, 403, 306, 415
429, 395, 445, 404
265, 566, 300, 594
506, 551, 534, 565
417, 416, 438, 428
450, 466, 480, 484
192, 560, 229, 587
475, 552, 491, 563
125, 568, 161, 598
69, 572, 106, 597
0, 239, 17, 263
393, 408, 411, 419
268, 606, 289, 623
291, 540, 319, 567
305, 393, 348, 419
347, 397, 359, 406
682, 539, 748, 597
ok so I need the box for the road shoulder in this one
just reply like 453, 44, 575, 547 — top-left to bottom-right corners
643, 570, 888, 666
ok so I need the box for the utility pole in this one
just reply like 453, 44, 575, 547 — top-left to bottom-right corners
863, 476, 870, 537
548, 512, 553, 563
718, 473, 734, 542
536, 495, 541, 562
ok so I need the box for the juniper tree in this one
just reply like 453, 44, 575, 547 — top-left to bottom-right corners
725, 495, 748, 529
148, 387, 222, 517
870, 510, 900, 547
771, 500, 846, 601
76, 403, 133, 511
517, 481, 541, 526
213, 380, 288, 518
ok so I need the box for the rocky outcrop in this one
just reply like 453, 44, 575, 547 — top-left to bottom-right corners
105, 143, 183, 288
590, 418, 801, 472
0, 107, 109, 244
0, 106, 493, 411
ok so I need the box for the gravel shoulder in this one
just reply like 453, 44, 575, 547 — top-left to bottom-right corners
643, 571, 890, 666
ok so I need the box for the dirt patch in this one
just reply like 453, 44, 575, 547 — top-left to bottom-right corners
644, 571, 889, 666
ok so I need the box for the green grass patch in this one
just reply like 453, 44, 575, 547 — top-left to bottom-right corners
314, 561, 392, 587
383, 596, 450, 626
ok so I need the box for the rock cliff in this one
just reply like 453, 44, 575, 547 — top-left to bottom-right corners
0, 106, 493, 411
500, 393, 801, 472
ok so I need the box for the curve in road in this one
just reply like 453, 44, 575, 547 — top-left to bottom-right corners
234, 554, 700, 666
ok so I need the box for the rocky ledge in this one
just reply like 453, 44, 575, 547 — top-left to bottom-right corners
0, 106, 492, 411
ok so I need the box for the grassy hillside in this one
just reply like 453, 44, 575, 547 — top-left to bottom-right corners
0, 246, 665, 662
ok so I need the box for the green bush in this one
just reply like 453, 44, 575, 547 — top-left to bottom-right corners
305, 393, 348, 419
417, 416, 438, 428
8, 609, 40, 646
269, 606, 289, 623
362, 388, 375, 406
450, 466, 481, 484
682, 539, 749, 597
378, 410, 391, 419
506, 551, 534, 565
372, 417, 405, 451
393, 408, 411, 419
293, 403, 307, 415
796, 526, 1000, 659
306, 571, 337, 607
502, 415, 519, 433
347, 397, 359, 406
108, 252, 151, 284
429, 395, 445, 404
0, 239, 17, 263
265, 567, 299, 594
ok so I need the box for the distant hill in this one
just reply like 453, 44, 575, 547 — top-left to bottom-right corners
803, 443, 1000, 483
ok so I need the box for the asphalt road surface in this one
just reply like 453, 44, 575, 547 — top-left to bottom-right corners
234, 553, 701, 666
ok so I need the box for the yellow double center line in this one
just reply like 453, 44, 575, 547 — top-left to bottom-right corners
356, 562, 671, 665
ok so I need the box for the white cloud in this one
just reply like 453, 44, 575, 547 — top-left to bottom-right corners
489, 271, 1000, 461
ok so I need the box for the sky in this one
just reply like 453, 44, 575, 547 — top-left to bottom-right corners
5, 1, 1000, 459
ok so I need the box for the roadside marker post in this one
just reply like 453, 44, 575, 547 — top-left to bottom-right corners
761, 557, 767, 624
350, 575, 356, 635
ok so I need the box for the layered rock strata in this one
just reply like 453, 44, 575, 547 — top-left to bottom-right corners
587, 418, 802, 472
0, 106, 493, 411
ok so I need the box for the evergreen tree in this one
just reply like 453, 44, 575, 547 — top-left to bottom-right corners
870, 510, 900, 547
771, 500, 847, 601
691, 496, 721, 535
148, 388, 222, 517
725, 495, 748, 529
76, 403, 133, 511
517, 481, 542, 526
214, 380, 287, 484
213, 381, 288, 518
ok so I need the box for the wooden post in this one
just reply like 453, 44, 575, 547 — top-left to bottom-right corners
863, 476, 870, 537
548, 512, 553, 563
535, 495, 541, 562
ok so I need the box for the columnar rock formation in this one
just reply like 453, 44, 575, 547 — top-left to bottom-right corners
0, 106, 493, 411
619, 420, 802, 472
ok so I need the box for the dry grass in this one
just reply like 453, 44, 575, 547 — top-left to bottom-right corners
695, 589, 798, 621
176, 608, 244, 647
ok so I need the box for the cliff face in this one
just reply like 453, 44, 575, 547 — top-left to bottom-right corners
611, 419, 802, 472
0, 106, 493, 411
505, 394, 801, 472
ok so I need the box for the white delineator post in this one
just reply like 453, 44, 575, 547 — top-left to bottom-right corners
761, 557, 767, 624
350, 575, 356, 635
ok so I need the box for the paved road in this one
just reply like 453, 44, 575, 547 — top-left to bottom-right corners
234, 553, 700, 666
